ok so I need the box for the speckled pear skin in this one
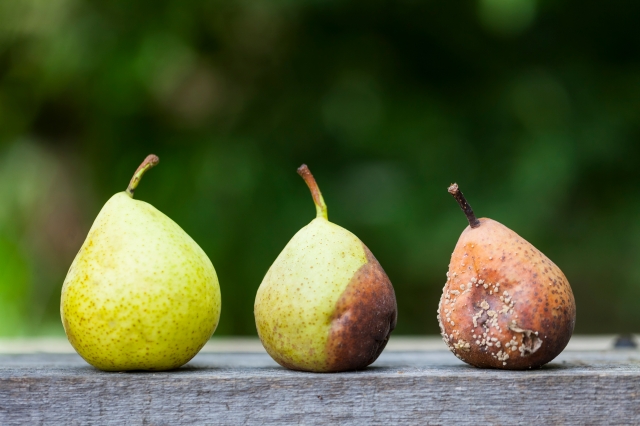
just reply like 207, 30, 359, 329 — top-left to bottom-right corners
438, 218, 576, 370
254, 217, 396, 373
60, 192, 221, 371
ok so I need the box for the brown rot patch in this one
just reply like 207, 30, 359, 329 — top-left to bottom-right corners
508, 324, 543, 356
325, 244, 397, 372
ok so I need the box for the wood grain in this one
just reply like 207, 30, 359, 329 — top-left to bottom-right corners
1, 345, 639, 425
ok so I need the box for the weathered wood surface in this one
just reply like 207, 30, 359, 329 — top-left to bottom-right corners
1, 338, 639, 425
0, 335, 624, 353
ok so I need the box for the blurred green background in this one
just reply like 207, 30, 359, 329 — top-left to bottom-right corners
0, 0, 639, 337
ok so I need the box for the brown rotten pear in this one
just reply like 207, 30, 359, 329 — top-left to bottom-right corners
438, 184, 576, 369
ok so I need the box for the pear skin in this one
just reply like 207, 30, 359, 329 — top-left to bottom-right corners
60, 155, 221, 371
254, 165, 397, 372
438, 184, 576, 369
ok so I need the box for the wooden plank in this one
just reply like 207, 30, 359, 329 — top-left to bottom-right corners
0, 335, 626, 354
1, 346, 639, 425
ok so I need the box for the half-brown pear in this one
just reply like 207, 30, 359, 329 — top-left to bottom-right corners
254, 165, 397, 372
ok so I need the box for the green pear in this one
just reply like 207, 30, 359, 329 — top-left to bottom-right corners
60, 155, 221, 371
254, 164, 397, 372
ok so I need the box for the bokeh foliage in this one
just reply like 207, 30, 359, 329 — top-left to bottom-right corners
0, 0, 639, 335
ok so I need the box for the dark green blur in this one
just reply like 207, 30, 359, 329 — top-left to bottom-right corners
0, 0, 639, 336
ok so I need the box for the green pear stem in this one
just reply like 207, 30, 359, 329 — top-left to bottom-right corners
448, 183, 480, 228
126, 154, 160, 198
297, 164, 328, 220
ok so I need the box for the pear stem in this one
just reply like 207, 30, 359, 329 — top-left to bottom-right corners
448, 183, 480, 228
126, 154, 160, 198
297, 164, 328, 220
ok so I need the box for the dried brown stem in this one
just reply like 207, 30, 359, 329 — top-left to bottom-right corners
448, 183, 480, 228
